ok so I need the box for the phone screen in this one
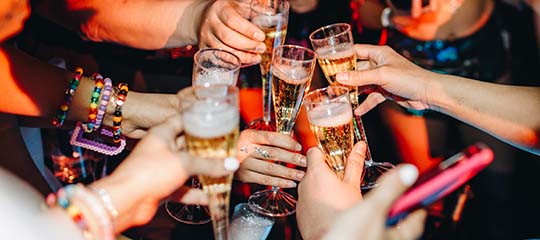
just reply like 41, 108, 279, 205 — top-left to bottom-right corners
386, 143, 493, 226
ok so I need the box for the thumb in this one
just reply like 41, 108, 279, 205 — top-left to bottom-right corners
363, 164, 419, 212
336, 68, 383, 88
343, 141, 366, 187
148, 113, 183, 141
305, 147, 329, 173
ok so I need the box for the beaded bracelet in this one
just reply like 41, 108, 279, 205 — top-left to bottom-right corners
95, 78, 113, 129
46, 184, 114, 240
82, 73, 105, 133
90, 187, 119, 222
112, 83, 128, 143
52, 68, 83, 127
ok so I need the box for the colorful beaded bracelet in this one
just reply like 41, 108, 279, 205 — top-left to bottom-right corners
95, 78, 113, 129
46, 184, 115, 240
112, 83, 128, 143
52, 68, 83, 127
82, 73, 105, 133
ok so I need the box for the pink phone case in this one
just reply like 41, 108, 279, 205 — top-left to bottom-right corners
386, 143, 494, 226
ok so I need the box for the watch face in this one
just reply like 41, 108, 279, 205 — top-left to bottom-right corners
0, 0, 30, 42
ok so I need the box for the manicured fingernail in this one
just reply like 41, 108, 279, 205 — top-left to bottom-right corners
399, 164, 418, 186
255, 44, 266, 53
296, 171, 305, 180
336, 72, 347, 82
288, 181, 297, 188
355, 141, 367, 154
296, 144, 302, 151
224, 157, 239, 171
253, 31, 265, 41
298, 155, 307, 166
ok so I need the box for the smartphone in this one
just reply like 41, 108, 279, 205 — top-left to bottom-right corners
386, 143, 494, 226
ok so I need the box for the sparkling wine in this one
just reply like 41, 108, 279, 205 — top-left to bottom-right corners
183, 101, 239, 240
308, 102, 353, 179
316, 43, 356, 86
271, 65, 311, 134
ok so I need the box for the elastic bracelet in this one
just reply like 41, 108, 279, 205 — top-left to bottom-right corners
52, 68, 83, 127
112, 83, 129, 143
95, 78, 113, 129
47, 184, 114, 240
83, 73, 105, 133
90, 187, 119, 222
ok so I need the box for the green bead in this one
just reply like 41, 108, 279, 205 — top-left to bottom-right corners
92, 92, 100, 98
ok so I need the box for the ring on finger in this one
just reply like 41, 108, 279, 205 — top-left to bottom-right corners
254, 146, 271, 159
240, 145, 249, 154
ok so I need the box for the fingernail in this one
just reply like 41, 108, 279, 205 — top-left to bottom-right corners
355, 141, 367, 154
252, 55, 261, 64
253, 31, 265, 41
298, 155, 307, 166
288, 181, 297, 188
399, 164, 418, 186
224, 157, 240, 171
296, 143, 302, 151
296, 171, 305, 180
336, 72, 347, 82
255, 44, 266, 53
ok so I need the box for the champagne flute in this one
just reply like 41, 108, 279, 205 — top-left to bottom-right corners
244, 0, 289, 131
303, 86, 354, 179
166, 48, 241, 225
309, 23, 395, 189
179, 85, 240, 240
248, 45, 317, 217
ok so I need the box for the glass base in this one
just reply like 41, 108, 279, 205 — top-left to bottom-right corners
246, 118, 276, 131
248, 188, 296, 217
165, 201, 211, 225
361, 161, 396, 190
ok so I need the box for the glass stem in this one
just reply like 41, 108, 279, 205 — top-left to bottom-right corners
350, 88, 374, 165
261, 68, 272, 123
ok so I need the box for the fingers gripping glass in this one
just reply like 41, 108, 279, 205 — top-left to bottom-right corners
166, 48, 241, 225
309, 23, 395, 190
244, 0, 290, 132
178, 86, 240, 240
248, 45, 317, 217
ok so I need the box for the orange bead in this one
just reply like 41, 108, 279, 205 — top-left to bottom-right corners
119, 84, 129, 92
113, 116, 122, 122
96, 81, 104, 88
60, 104, 69, 111
75, 68, 83, 75
89, 114, 97, 120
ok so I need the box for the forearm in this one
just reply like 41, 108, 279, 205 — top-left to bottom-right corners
1, 44, 93, 121
34, 0, 212, 49
357, 0, 386, 29
429, 74, 540, 154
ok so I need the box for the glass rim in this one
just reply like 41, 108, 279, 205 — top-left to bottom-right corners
177, 85, 239, 101
250, 0, 290, 16
193, 48, 241, 73
273, 44, 317, 63
303, 86, 350, 103
309, 23, 352, 43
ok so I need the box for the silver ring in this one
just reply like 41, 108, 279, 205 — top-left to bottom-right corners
254, 146, 270, 159
240, 145, 249, 154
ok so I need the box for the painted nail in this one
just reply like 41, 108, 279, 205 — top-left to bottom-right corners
288, 181, 297, 188
298, 155, 307, 166
224, 157, 240, 171
355, 141, 367, 154
255, 44, 266, 53
253, 31, 265, 41
296, 171, 305, 180
399, 164, 419, 186
296, 143, 302, 151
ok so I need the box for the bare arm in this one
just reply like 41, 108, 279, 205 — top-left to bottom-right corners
34, 0, 212, 49
358, 0, 386, 29
429, 74, 540, 154
0, 44, 178, 138
337, 44, 540, 155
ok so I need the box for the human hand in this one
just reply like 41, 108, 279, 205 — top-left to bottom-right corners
198, 0, 266, 65
336, 44, 439, 116
91, 114, 239, 232
321, 164, 426, 240
235, 129, 306, 188
115, 92, 179, 139
296, 142, 366, 240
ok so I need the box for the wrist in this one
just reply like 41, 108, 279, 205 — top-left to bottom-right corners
171, 0, 213, 46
